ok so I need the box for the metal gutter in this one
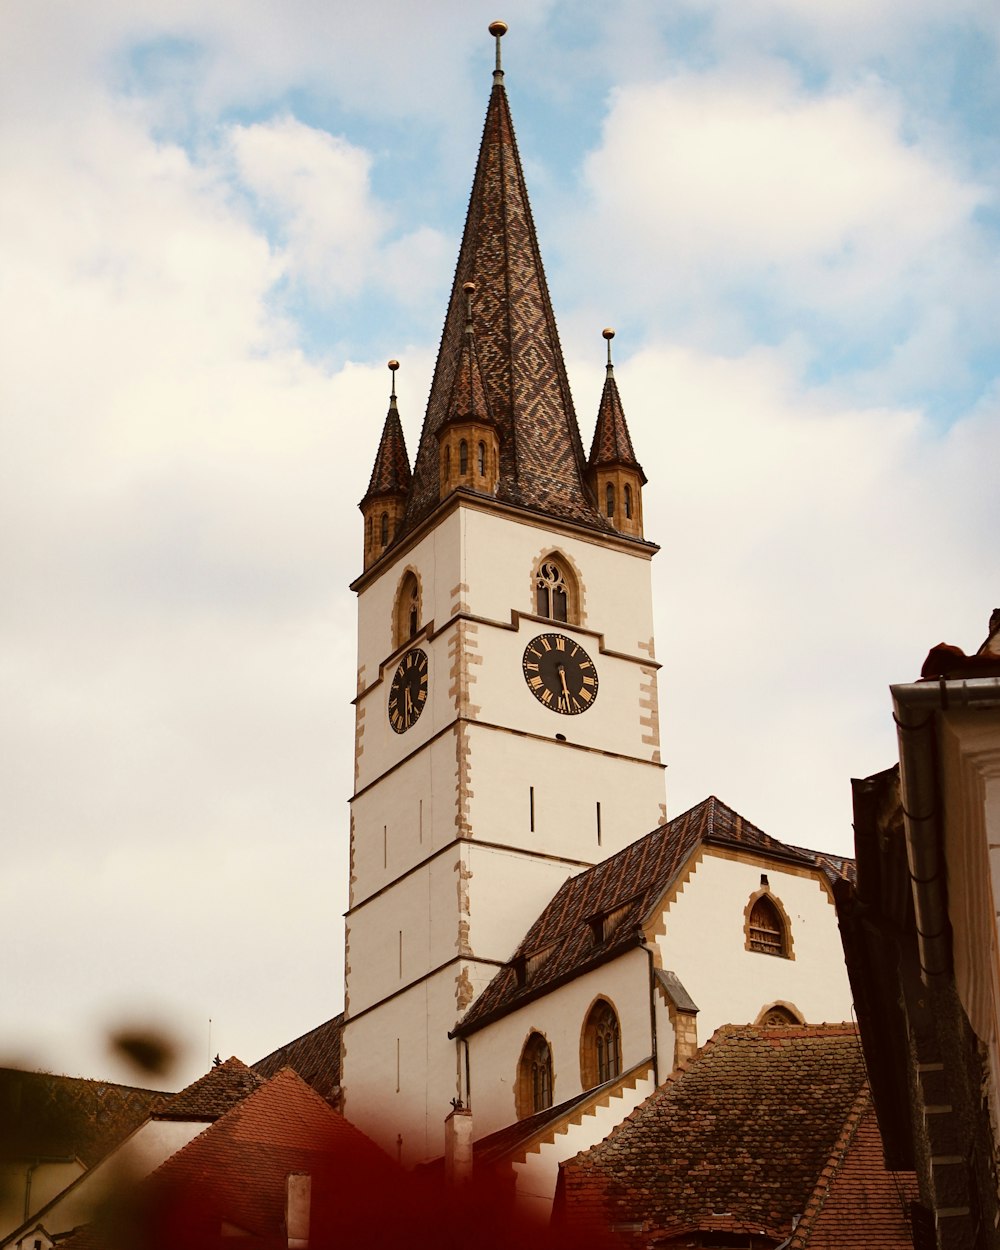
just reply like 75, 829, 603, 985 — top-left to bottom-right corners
890, 677, 1000, 985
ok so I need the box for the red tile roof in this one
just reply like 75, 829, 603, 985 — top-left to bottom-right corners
456, 796, 846, 1035
789, 1087, 919, 1248
252, 1012, 343, 1103
557, 1024, 868, 1245
401, 74, 608, 538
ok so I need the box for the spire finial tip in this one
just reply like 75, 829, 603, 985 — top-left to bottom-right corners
489, 20, 507, 81
387, 358, 399, 401
602, 328, 615, 369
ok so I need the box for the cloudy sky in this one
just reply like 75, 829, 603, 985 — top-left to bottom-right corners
3, 0, 997, 1089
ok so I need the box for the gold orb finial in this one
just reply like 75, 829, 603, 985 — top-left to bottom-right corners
489, 20, 508, 37
462, 281, 477, 295
387, 358, 399, 400
602, 328, 615, 341
388, 359, 399, 371
490, 20, 507, 81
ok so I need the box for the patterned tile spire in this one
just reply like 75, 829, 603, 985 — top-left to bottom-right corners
401, 23, 605, 534
588, 328, 646, 482
443, 281, 495, 427
361, 361, 411, 506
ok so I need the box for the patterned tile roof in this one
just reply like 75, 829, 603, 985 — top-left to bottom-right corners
456, 796, 839, 1035
0, 1067, 167, 1165
161, 1056, 264, 1120
789, 1087, 919, 1248
588, 365, 645, 481
444, 316, 495, 429
361, 394, 411, 505
400, 74, 607, 537
557, 1023, 868, 1244
252, 1012, 343, 1103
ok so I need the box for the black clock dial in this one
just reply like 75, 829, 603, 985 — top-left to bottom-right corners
522, 633, 599, 715
388, 648, 429, 734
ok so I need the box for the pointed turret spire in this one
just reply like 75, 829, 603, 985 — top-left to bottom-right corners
360, 361, 413, 569
400, 23, 605, 535
587, 330, 647, 538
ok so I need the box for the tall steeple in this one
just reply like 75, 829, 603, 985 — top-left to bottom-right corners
587, 328, 647, 538
359, 361, 412, 570
401, 20, 604, 535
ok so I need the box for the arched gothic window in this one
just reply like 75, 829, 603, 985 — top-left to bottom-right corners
393, 571, 421, 650
535, 559, 570, 623
605, 482, 615, 517
581, 999, 621, 1089
747, 894, 789, 957
757, 1003, 802, 1026
624, 484, 633, 519
516, 1032, 553, 1119
477, 440, 486, 476
459, 439, 468, 475
380, 512, 389, 547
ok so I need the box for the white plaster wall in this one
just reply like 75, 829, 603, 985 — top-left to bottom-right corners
512, 1073, 656, 1223
341, 968, 472, 1166
1, 1121, 208, 1249
465, 843, 580, 964
465, 726, 664, 863
656, 851, 854, 1042
466, 950, 651, 1139
460, 507, 656, 657
351, 733, 460, 905
346, 853, 462, 1016
0, 1160, 82, 1240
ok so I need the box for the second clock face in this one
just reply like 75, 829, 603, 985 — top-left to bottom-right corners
522, 633, 599, 715
388, 648, 429, 734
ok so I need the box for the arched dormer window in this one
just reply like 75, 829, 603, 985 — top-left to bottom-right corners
624, 484, 632, 519
477, 440, 486, 476
535, 558, 575, 624
605, 482, 615, 517
459, 439, 468, 475
516, 1032, 553, 1119
580, 999, 621, 1090
393, 571, 422, 650
380, 512, 389, 548
746, 892, 791, 958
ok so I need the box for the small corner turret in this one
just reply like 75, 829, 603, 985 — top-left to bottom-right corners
360, 360, 412, 571
587, 329, 647, 539
436, 282, 501, 501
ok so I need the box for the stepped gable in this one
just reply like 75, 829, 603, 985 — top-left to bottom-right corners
557, 1023, 867, 1244
160, 1056, 263, 1121
0, 1067, 167, 1165
456, 796, 839, 1036
361, 395, 411, 505
253, 1012, 343, 1104
788, 1087, 919, 1249
588, 362, 645, 479
402, 68, 604, 536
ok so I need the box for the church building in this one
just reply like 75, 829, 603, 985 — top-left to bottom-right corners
340, 22, 855, 1194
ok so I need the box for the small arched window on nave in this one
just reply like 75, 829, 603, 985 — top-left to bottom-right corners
581, 999, 621, 1089
516, 1031, 553, 1119
747, 894, 788, 957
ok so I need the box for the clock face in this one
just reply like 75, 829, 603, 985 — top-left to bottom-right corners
522, 633, 599, 715
388, 648, 429, 734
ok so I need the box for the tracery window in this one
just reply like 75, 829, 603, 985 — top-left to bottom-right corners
581, 999, 621, 1089
758, 1004, 801, 1026
516, 1032, 553, 1119
535, 559, 570, 623
747, 894, 788, 957
393, 571, 422, 650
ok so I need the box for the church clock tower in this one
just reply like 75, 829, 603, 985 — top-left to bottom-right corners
340, 23, 665, 1164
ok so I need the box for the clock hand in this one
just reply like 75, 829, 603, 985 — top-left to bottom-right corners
558, 665, 570, 697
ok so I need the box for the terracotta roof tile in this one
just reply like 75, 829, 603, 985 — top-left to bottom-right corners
162, 1056, 264, 1120
588, 366, 644, 481
0, 1067, 168, 1165
457, 796, 840, 1035
402, 79, 606, 537
252, 1012, 343, 1103
789, 1087, 919, 1248
558, 1024, 868, 1244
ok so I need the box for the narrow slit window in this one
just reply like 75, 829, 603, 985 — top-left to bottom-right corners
477, 441, 486, 475
605, 482, 615, 517
596, 801, 602, 846
380, 511, 389, 546
459, 439, 468, 475
624, 484, 632, 519
529, 786, 535, 832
